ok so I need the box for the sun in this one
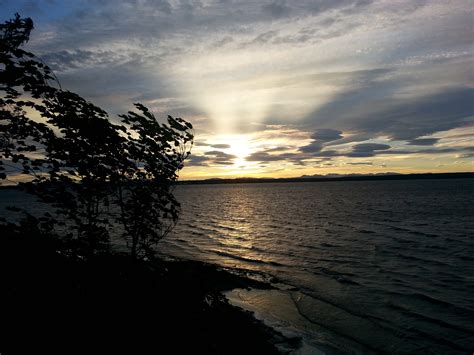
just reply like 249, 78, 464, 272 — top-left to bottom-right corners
216, 134, 253, 168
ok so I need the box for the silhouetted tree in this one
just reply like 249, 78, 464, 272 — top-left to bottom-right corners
0, 14, 193, 259
118, 104, 193, 259
0, 14, 55, 180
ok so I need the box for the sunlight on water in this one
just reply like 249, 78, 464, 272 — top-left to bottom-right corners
161, 179, 474, 353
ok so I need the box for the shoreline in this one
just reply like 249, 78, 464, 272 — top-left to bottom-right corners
0, 229, 300, 354
178, 172, 474, 185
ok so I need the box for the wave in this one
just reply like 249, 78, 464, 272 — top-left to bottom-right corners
391, 252, 452, 266
358, 229, 375, 234
384, 290, 474, 317
167, 179, 474, 352
387, 302, 474, 335
210, 249, 285, 267
387, 225, 439, 238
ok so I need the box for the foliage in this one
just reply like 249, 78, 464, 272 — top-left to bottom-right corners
118, 103, 193, 259
0, 14, 193, 259
0, 14, 55, 179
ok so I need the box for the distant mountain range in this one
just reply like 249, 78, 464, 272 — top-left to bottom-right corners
1, 172, 472, 189
179, 172, 474, 185
299, 172, 402, 179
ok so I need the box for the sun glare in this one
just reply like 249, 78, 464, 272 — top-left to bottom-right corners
219, 134, 253, 168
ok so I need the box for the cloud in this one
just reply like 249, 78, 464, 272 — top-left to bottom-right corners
247, 30, 279, 45
193, 142, 231, 149
311, 129, 343, 141
186, 155, 211, 166
347, 161, 373, 165
186, 150, 237, 167
241, 129, 474, 167
407, 138, 439, 146
247, 151, 306, 163
303, 85, 474, 143
4, 0, 472, 176
246, 152, 284, 162
458, 153, 474, 159
305, 0, 374, 16
299, 141, 323, 153
212, 36, 234, 48
347, 143, 390, 157
200, 150, 237, 166
41, 49, 127, 72
299, 129, 342, 153
204, 150, 233, 157
264, 146, 294, 152
211, 144, 231, 149
353, 143, 391, 152
261, 1, 292, 19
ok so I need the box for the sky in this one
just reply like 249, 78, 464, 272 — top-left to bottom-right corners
1, 0, 473, 179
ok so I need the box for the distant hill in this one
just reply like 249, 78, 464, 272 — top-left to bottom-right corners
300, 172, 402, 179
2, 172, 472, 189
179, 172, 474, 185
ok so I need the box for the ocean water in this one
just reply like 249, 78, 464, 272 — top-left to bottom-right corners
159, 179, 474, 354
1, 179, 473, 353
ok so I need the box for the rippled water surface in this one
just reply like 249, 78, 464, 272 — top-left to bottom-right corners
1, 179, 473, 353
160, 179, 474, 353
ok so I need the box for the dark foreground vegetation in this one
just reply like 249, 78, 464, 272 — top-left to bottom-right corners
1, 226, 294, 354
1, 14, 193, 261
